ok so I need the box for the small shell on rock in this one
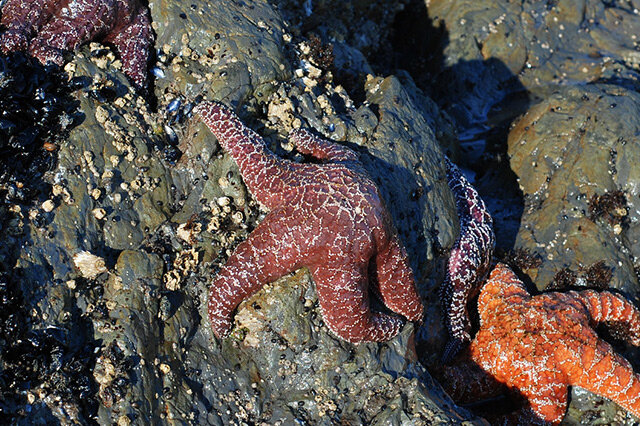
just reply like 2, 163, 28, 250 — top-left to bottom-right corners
164, 124, 178, 144
231, 211, 244, 224
64, 62, 76, 74
117, 415, 131, 426
41, 199, 55, 212
151, 66, 165, 79
73, 251, 107, 279
43, 142, 58, 152
177, 222, 202, 244
92, 208, 107, 220
95, 106, 109, 124
91, 188, 102, 200
217, 196, 231, 207
167, 98, 181, 113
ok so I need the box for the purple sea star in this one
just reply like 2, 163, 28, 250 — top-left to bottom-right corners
440, 157, 495, 363
0, 0, 153, 89
196, 101, 424, 342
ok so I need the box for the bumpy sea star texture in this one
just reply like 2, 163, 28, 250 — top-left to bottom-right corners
0, 0, 153, 89
440, 156, 495, 363
445, 263, 640, 424
197, 101, 425, 342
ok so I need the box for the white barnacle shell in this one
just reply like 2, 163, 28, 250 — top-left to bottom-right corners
73, 251, 107, 279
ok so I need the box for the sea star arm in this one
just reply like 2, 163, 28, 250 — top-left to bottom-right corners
440, 256, 475, 363
437, 355, 558, 424
197, 101, 296, 210
26, 0, 118, 66
521, 375, 569, 424
208, 207, 305, 338
311, 262, 404, 342
440, 235, 496, 362
440, 157, 495, 363
103, 6, 152, 90
374, 230, 424, 322
557, 338, 640, 421
288, 128, 359, 162
573, 289, 640, 345
0, 0, 60, 52
476, 263, 529, 323
444, 157, 495, 226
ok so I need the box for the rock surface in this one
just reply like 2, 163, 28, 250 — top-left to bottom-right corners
508, 84, 640, 298
426, 0, 640, 129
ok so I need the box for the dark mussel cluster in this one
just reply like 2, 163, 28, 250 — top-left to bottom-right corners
0, 52, 79, 202
160, 94, 201, 164
0, 268, 99, 422
0, 53, 93, 422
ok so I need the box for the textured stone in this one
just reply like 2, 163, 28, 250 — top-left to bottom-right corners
508, 84, 640, 301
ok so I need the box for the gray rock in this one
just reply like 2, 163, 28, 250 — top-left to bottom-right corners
353, 74, 458, 278
150, 0, 292, 105
426, 0, 640, 127
508, 84, 640, 299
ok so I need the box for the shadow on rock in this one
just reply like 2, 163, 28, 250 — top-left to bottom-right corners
387, 0, 529, 250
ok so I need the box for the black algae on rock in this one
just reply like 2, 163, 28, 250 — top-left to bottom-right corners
0, 52, 80, 199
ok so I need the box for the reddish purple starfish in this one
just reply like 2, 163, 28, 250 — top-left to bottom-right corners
440, 157, 495, 363
0, 0, 153, 89
196, 101, 425, 342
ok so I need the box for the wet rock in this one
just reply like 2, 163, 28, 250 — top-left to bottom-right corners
408, 0, 640, 129
93, 250, 165, 424
508, 84, 640, 297
425, 0, 640, 128
163, 67, 469, 424
0, 0, 484, 423
150, 0, 292, 105
184, 269, 482, 425
345, 73, 459, 276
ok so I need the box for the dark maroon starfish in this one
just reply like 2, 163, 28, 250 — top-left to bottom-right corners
0, 0, 153, 89
440, 157, 495, 363
197, 101, 425, 342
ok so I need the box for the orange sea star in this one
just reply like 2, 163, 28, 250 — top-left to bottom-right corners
442, 262, 640, 424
